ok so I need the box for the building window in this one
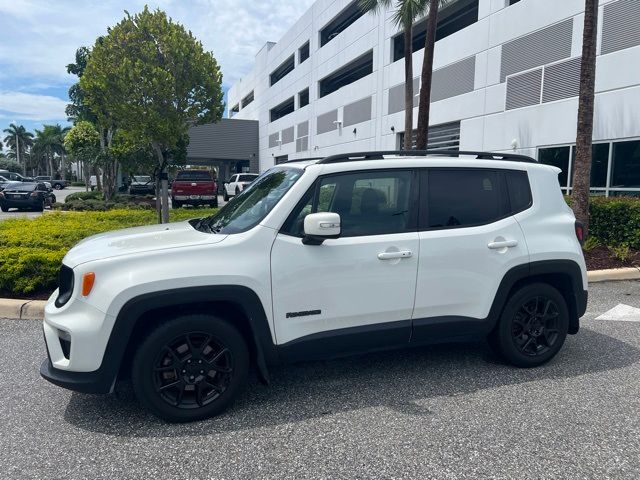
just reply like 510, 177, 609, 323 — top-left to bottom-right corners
298, 88, 309, 108
320, 1, 367, 47
299, 42, 310, 64
392, 0, 479, 62
319, 51, 373, 98
539, 146, 570, 190
399, 121, 461, 151
230, 104, 240, 116
612, 140, 640, 188
275, 155, 289, 165
270, 97, 295, 122
270, 55, 295, 87
241, 91, 254, 108
539, 141, 640, 196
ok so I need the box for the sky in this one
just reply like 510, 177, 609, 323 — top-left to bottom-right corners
0, 0, 315, 142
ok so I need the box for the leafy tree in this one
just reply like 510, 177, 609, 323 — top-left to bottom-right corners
81, 7, 224, 223
360, 0, 425, 150
0, 158, 22, 172
65, 121, 101, 190
572, 0, 599, 235
3, 124, 34, 175
66, 46, 98, 124
415, 0, 453, 150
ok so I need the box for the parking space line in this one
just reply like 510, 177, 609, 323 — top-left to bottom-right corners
596, 304, 640, 322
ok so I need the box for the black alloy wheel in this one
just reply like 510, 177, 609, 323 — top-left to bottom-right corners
511, 296, 561, 356
489, 283, 569, 367
132, 315, 249, 422
153, 332, 233, 410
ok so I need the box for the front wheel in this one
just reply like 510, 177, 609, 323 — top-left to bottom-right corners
131, 314, 249, 422
172, 200, 181, 209
54, 184, 62, 190
489, 283, 569, 368
223, 190, 229, 202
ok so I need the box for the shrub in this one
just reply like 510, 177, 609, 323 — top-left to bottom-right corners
0, 208, 218, 294
588, 197, 640, 250
65, 190, 103, 202
71, 182, 86, 187
610, 244, 631, 262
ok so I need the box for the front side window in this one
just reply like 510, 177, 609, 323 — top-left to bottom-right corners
283, 170, 415, 237
424, 169, 509, 229
197, 167, 303, 234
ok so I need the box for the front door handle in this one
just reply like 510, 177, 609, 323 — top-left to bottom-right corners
488, 239, 518, 249
378, 250, 413, 260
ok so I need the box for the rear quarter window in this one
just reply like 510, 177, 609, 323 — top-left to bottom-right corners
505, 170, 533, 214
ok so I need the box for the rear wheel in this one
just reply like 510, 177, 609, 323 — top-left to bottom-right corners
489, 283, 569, 368
223, 190, 229, 202
172, 200, 182, 209
0, 205, 8, 212
34, 200, 44, 212
54, 184, 62, 190
131, 314, 249, 422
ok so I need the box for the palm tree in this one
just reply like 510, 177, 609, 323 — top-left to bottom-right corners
415, 0, 453, 150
571, 0, 599, 236
3, 124, 34, 175
34, 124, 69, 178
360, 0, 426, 150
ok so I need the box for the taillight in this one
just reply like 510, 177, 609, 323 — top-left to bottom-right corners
575, 221, 585, 245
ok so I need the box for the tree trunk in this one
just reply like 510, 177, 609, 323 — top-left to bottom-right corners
152, 141, 170, 224
572, 0, 599, 235
61, 153, 66, 181
416, 0, 439, 150
403, 23, 414, 150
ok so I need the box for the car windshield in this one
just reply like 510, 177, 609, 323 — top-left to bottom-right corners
176, 171, 212, 181
133, 176, 152, 183
193, 167, 303, 234
239, 174, 258, 182
6, 182, 36, 191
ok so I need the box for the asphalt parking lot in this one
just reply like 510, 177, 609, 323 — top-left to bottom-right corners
1, 281, 639, 479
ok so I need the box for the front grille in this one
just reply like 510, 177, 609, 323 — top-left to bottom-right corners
55, 265, 74, 308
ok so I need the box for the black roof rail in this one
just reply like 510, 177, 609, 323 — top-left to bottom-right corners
279, 156, 324, 164
317, 150, 538, 164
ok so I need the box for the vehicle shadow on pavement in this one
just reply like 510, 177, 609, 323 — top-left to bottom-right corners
63, 327, 640, 437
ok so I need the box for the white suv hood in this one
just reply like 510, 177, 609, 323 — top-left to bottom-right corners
63, 221, 226, 268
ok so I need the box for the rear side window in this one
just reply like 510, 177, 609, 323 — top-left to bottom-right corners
505, 170, 532, 214
423, 169, 509, 229
176, 171, 213, 181
238, 174, 257, 182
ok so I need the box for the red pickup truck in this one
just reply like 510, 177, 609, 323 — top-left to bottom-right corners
171, 170, 218, 209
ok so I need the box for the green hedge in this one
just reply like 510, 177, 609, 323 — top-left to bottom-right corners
588, 197, 640, 249
0, 208, 217, 294
57, 192, 156, 211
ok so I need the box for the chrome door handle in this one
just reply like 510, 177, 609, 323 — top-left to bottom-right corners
488, 240, 518, 249
378, 250, 413, 260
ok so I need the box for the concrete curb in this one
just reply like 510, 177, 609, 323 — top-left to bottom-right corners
587, 267, 640, 283
1, 268, 639, 321
0, 299, 46, 320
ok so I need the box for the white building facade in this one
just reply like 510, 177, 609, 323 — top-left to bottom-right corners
227, 0, 640, 196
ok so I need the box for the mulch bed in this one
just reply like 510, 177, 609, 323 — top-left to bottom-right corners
0, 290, 52, 301
584, 245, 640, 271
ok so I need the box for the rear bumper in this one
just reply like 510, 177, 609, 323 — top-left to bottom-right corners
40, 358, 113, 394
0, 198, 40, 208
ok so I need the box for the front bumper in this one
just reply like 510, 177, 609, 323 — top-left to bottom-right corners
40, 358, 114, 394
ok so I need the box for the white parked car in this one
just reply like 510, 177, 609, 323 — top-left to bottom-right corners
222, 173, 259, 201
41, 150, 588, 422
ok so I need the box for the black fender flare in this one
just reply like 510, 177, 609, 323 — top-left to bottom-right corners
487, 260, 587, 335
100, 286, 278, 389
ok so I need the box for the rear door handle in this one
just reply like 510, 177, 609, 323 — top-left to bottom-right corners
378, 250, 413, 260
488, 240, 518, 249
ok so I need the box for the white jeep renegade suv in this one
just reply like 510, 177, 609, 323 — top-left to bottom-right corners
41, 151, 588, 422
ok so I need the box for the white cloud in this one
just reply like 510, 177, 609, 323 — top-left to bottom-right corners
0, 0, 315, 88
0, 91, 68, 121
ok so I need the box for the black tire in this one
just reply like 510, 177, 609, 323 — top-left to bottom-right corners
235, 187, 240, 196
0, 205, 8, 212
131, 314, 249, 422
172, 200, 181, 209
489, 283, 569, 368
34, 201, 44, 212
223, 190, 229, 202
54, 183, 62, 190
